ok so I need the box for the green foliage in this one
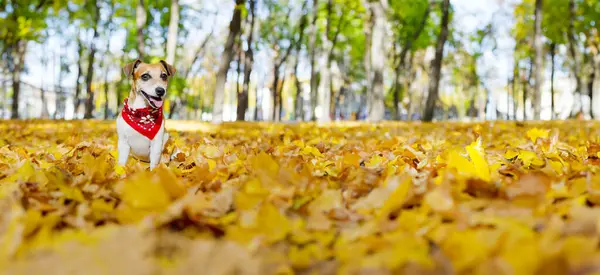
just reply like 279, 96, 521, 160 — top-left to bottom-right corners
0, 1, 51, 45
388, 0, 432, 52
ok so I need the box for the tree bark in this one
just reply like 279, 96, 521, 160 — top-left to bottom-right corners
278, 67, 287, 120
136, 0, 146, 58
165, 0, 178, 120
84, 1, 100, 119
212, 0, 245, 123
104, 67, 110, 119
317, 0, 345, 122
309, 0, 319, 121
293, 3, 308, 121
293, 56, 303, 121
237, 0, 256, 121
366, 0, 388, 121
512, 50, 519, 120
588, 51, 596, 119
271, 64, 281, 121
73, 36, 84, 117
422, 0, 450, 122
532, 0, 543, 120
406, 51, 415, 121
392, 4, 430, 120
550, 42, 556, 119
10, 40, 26, 119
568, 0, 582, 115
166, 0, 179, 65
522, 60, 533, 120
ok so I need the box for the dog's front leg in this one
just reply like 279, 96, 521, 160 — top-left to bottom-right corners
149, 133, 164, 170
118, 137, 131, 166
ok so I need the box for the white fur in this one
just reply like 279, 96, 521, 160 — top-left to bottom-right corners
116, 95, 169, 170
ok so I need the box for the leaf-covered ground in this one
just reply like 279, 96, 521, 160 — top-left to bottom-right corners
2, 120, 600, 274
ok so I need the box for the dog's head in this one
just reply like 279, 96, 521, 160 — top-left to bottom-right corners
123, 59, 176, 109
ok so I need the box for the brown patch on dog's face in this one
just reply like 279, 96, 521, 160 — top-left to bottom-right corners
123, 60, 176, 109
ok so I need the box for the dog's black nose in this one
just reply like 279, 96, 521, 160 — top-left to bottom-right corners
155, 87, 165, 97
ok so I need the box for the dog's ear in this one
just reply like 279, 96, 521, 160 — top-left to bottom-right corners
159, 60, 177, 76
123, 59, 142, 78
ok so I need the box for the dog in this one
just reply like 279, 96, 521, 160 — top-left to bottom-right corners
116, 59, 176, 170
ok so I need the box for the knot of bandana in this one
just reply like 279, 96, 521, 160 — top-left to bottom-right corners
121, 98, 163, 140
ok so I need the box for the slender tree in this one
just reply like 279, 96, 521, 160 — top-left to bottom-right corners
213, 0, 245, 123
308, 0, 319, 121
392, 2, 430, 120
83, 0, 101, 119
568, 0, 582, 116
364, 0, 388, 122
136, 0, 146, 58
532, 0, 543, 120
73, 35, 84, 117
166, 0, 179, 65
549, 42, 556, 119
237, 0, 256, 121
293, 2, 308, 121
422, 0, 450, 122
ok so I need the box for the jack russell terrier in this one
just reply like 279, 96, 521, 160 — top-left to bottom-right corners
117, 59, 175, 170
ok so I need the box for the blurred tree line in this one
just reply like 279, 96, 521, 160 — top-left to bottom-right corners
0, 0, 599, 122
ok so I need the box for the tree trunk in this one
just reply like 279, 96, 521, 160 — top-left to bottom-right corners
422, 0, 450, 122
588, 52, 596, 119
550, 42, 556, 119
168, 101, 177, 119
363, 10, 372, 121
309, 0, 319, 121
532, 0, 543, 120
84, 2, 100, 119
40, 88, 50, 119
279, 68, 287, 120
165, 0, 178, 119
568, 0, 582, 115
392, 5, 430, 120
10, 40, 26, 119
317, 0, 341, 123
237, 0, 256, 121
104, 72, 110, 119
213, 0, 245, 123
271, 64, 281, 121
522, 67, 529, 120
294, 57, 303, 121
136, 0, 146, 58
40, 50, 50, 119
73, 37, 84, 118
366, 1, 387, 121
294, 3, 308, 121
166, 0, 179, 64
507, 77, 511, 120
406, 51, 415, 121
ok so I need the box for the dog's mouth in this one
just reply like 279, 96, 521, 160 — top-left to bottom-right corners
140, 90, 164, 109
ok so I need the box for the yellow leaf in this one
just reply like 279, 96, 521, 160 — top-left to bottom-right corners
118, 172, 171, 212
302, 146, 323, 157
378, 177, 411, 218
366, 154, 385, 168
114, 165, 126, 176
505, 149, 519, 159
465, 138, 490, 181
257, 203, 291, 243
342, 153, 361, 167
207, 158, 217, 171
518, 150, 545, 168
526, 128, 549, 142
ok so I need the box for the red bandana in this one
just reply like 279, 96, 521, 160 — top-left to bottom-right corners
121, 98, 163, 140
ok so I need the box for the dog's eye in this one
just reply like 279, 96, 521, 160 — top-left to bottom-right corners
141, 74, 150, 81
161, 73, 168, 81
